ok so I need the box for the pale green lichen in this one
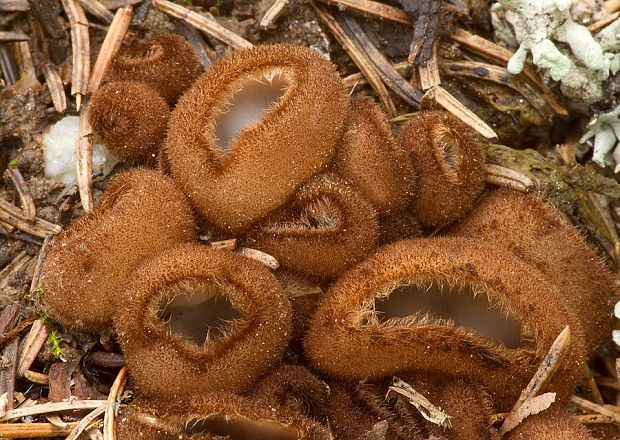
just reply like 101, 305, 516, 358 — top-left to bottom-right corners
580, 104, 620, 171
492, 0, 620, 103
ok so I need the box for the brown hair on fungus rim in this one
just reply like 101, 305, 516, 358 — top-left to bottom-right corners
163, 44, 349, 234
106, 34, 203, 104
244, 173, 379, 279
332, 98, 417, 214
41, 169, 196, 331
116, 394, 330, 440
447, 188, 619, 352
397, 110, 486, 229
378, 210, 423, 245
88, 81, 169, 163
113, 243, 292, 400
304, 237, 587, 410
504, 407, 596, 440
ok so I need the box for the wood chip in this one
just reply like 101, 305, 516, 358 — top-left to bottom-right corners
88, 5, 132, 93
0, 400, 107, 422
312, 3, 396, 115
66, 405, 106, 440
260, 0, 290, 28
103, 366, 127, 440
237, 247, 280, 270
0, 32, 30, 42
16, 319, 49, 377
41, 62, 67, 113
387, 377, 451, 428
499, 325, 571, 435
316, 0, 411, 26
152, 0, 252, 50
485, 164, 535, 192
0, 422, 79, 438
421, 85, 497, 139
0, 0, 29, 12
500, 392, 557, 434
78, 0, 115, 24
4, 168, 36, 222
61, 0, 90, 110
76, 108, 94, 212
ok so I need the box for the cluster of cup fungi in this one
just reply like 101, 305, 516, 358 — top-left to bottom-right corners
40, 33, 619, 440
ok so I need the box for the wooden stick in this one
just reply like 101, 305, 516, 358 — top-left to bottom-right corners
485, 164, 535, 192
260, 0, 289, 28
421, 86, 498, 140
315, 0, 411, 26
0, 422, 79, 438
312, 3, 396, 116
41, 62, 67, 113
29, 234, 52, 294
4, 168, 36, 222
500, 326, 571, 435
418, 43, 440, 90
15, 40, 35, 80
88, 5, 132, 93
0, 0, 30, 12
103, 367, 127, 440
76, 108, 94, 212
0, 198, 62, 238
16, 319, 48, 377
570, 395, 620, 424
77, 0, 114, 24
1, 400, 107, 422
0, 32, 30, 42
61, 0, 90, 111
152, 0, 252, 50
575, 413, 617, 424
0, 250, 32, 291
66, 405, 106, 440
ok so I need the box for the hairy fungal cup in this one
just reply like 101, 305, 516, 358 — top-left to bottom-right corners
106, 33, 203, 104
88, 81, 169, 163
448, 188, 619, 351
114, 243, 291, 399
116, 394, 330, 440
41, 169, 196, 330
163, 44, 349, 233
398, 111, 486, 229
333, 98, 417, 214
305, 237, 586, 409
245, 173, 379, 279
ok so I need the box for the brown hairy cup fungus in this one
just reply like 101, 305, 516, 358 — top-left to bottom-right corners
245, 173, 379, 279
88, 81, 169, 163
114, 243, 292, 399
504, 407, 596, 440
41, 169, 196, 331
448, 188, 619, 352
304, 237, 587, 409
332, 98, 417, 214
398, 110, 486, 229
116, 394, 330, 440
106, 33, 203, 104
163, 44, 349, 233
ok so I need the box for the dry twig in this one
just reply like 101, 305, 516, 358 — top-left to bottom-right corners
78, 0, 114, 24
316, 0, 411, 26
16, 319, 49, 377
0, 400, 108, 422
387, 377, 451, 428
23, 370, 50, 385
152, 0, 252, 50
15, 40, 35, 80
66, 405, 107, 440
41, 62, 67, 113
260, 0, 290, 28
237, 247, 280, 270
76, 109, 94, 212
0, 198, 62, 238
4, 168, 36, 222
499, 325, 571, 435
103, 367, 127, 440
0, 422, 79, 438
30, 234, 52, 294
485, 164, 535, 192
570, 395, 620, 424
0, 0, 30, 12
0, 32, 30, 42
88, 5, 132, 93
61, 0, 90, 110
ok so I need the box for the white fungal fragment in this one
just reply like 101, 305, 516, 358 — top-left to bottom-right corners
580, 104, 620, 171
492, 0, 620, 103
43, 116, 118, 185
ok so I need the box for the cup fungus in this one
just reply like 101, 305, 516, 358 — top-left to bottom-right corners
332, 98, 417, 214
114, 243, 292, 399
245, 173, 379, 279
504, 407, 596, 440
116, 394, 330, 440
397, 110, 486, 229
163, 44, 349, 233
106, 33, 203, 104
41, 169, 196, 331
304, 237, 587, 409
88, 81, 170, 163
448, 188, 619, 351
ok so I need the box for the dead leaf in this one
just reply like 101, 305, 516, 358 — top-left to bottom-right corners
499, 392, 556, 435
387, 377, 451, 428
